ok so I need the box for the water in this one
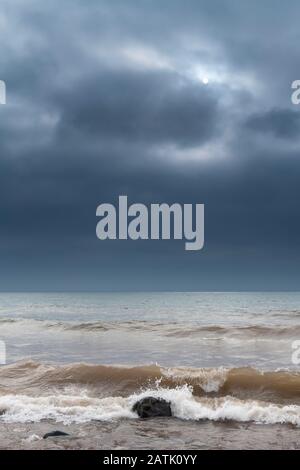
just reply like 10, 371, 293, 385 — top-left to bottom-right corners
0, 292, 300, 449
0, 291, 299, 367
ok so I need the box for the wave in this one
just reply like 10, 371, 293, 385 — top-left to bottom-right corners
164, 325, 300, 338
0, 361, 300, 426
0, 317, 299, 338
0, 385, 300, 426
0, 361, 300, 401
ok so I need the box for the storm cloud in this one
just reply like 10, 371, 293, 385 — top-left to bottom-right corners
0, 0, 299, 290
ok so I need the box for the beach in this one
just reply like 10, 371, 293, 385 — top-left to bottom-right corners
0, 292, 299, 449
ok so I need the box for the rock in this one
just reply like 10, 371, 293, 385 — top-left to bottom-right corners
132, 397, 172, 418
43, 430, 70, 439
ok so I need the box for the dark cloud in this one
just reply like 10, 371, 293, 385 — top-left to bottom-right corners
0, 0, 299, 290
57, 69, 221, 147
245, 108, 300, 139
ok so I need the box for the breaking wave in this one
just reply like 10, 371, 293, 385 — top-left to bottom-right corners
0, 384, 300, 426
0, 360, 300, 425
1, 361, 300, 399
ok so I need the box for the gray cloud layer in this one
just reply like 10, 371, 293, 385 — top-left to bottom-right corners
0, 0, 299, 290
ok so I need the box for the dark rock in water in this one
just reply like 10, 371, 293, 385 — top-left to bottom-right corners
43, 430, 70, 439
0, 409, 6, 416
133, 397, 172, 418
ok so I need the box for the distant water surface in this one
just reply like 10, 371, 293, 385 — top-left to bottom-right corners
0, 291, 299, 367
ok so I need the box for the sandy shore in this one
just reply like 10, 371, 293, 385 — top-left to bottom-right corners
1, 419, 300, 450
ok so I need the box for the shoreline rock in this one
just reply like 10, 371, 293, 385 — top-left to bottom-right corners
43, 430, 70, 439
132, 397, 172, 418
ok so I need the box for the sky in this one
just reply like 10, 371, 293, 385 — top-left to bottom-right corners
0, 0, 300, 291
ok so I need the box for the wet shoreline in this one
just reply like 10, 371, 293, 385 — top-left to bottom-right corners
1, 419, 299, 450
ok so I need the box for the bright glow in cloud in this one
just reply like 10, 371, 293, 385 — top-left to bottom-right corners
122, 45, 174, 71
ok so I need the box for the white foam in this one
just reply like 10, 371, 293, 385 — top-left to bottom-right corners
130, 386, 300, 426
0, 393, 135, 425
22, 434, 42, 443
0, 386, 300, 426
162, 366, 228, 392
